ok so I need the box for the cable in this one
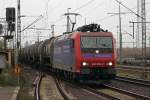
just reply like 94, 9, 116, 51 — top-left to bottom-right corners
81, 0, 105, 17
46, 0, 65, 25
52, 0, 97, 27
51, 0, 64, 13
96, 14, 116, 22
114, 0, 143, 19
73, 0, 97, 12
51, 0, 101, 28
21, 15, 43, 32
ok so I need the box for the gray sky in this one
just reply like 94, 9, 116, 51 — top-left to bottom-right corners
0, 0, 150, 47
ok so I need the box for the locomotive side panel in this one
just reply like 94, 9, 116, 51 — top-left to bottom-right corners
53, 39, 75, 72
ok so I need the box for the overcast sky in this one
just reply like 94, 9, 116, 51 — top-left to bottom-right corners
0, 0, 150, 47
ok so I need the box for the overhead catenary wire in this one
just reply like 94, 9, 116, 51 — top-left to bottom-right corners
80, 0, 105, 17
91, 0, 150, 24
73, 0, 97, 12
96, 14, 117, 22
114, 0, 143, 19
21, 15, 43, 32
49, 0, 65, 14
46, 0, 65, 24
43, 0, 149, 37
52, 0, 97, 25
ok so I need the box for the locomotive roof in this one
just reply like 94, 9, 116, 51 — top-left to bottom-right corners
54, 31, 113, 42
54, 33, 73, 41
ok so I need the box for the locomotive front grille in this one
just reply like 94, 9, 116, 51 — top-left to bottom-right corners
81, 67, 114, 74
80, 67, 116, 80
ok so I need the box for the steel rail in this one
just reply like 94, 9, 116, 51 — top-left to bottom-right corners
116, 67, 150, 73
82, 86, 121, 100
35, 72, 42, 100
54, 78, 70, 100
115, 76, 150, 87
105, 84, 150, 100
117, 65, 150, 72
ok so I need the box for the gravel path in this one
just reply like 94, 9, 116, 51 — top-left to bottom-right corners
0, 87, 18, 100
40, 75, 63, 100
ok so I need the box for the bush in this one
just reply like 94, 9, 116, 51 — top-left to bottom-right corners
0, 65, 18, 86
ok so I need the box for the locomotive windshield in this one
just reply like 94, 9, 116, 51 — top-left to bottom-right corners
81, 36, 113, 49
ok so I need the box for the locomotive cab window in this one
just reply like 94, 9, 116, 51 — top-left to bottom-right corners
81, 36, 113, 52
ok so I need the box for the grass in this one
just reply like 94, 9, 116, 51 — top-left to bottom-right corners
17, 67, 35, 100
0, 64, 18, 86
0, 64, 34, 100
17, 87, 34, 100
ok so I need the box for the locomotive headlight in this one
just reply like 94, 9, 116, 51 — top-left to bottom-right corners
95, 50, 99, 54
108, 62, 113, 66
82, 62, 88, 66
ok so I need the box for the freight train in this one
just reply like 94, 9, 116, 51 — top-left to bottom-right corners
21, 24, 117, 84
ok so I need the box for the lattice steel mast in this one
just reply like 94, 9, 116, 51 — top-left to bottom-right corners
141, 0, 146, 61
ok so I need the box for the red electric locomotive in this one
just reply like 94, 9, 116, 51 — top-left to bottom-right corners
52, 24, 116, 83
21, 24, 116, 84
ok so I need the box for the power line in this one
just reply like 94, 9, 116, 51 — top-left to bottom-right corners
52, 0, 97, 25
114, 0, 143, 19
98, 11, 132, 25
21, 15, 43, 32
82, 0, 105, 17
27, 27, 51, 30
50, 0, 65, 13
95, 0, 150, 22
96, 14, 116, 22
45, 0, 65, 25
73, 0, 97, 12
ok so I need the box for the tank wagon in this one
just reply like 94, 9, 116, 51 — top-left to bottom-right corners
21, 24, 117, 83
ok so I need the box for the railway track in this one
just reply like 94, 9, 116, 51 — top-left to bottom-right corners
116, 65, 150, 81
54, 78, 71, 100
105, 84, 150, 100
33, 67, 150, 100
82, 84, 150, 100
82, 86, 121, 100
38, 74, 150, 100
62, 81, 138, 100
34, 73, 150, 100
115, 76, 150, 87
117, 65, 150, 72
55, 78, 107, 100
34, 72, 42, 100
